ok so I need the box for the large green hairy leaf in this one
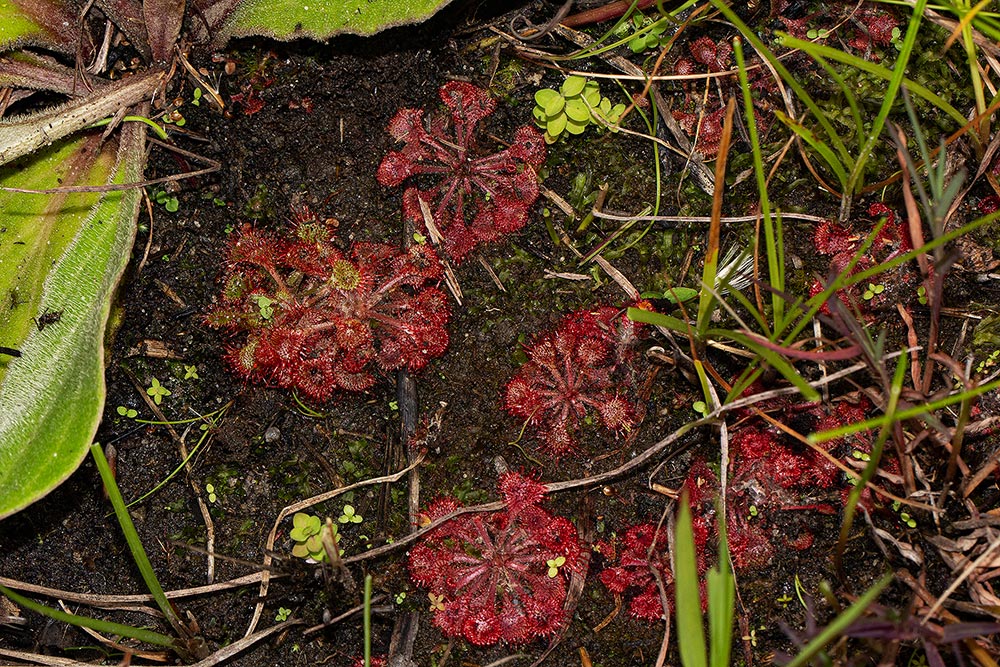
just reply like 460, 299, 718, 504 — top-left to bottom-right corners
221, 0, 455, 41
0, 124, 144, 519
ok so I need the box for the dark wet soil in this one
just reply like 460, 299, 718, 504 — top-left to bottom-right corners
3, 2, 1000, 666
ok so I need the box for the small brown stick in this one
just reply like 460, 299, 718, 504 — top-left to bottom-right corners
417, 196, 463, 304
137, 189, 155, 274
0, 572, 274, 609
56, 600, 170, 662
189, 618, 303, 667
302, 596, 385, 636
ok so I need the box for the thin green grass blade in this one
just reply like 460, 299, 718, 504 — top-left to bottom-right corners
843, 0, 927, 195
675, 492, 707, 667
363, 574, 373, 667
782, 573, 894, 667
837, 351, 907, 572
91, 443, 185, 637
0, 584, 178, 649
811, 377, 1000, 443
713, 330, 820, 402
735, 37, 784, 324
777, 34, 968, 128
708, 505, 735, 667
627, 306, 690, 333
710, 0, 854, 167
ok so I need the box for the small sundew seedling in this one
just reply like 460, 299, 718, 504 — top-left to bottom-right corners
338, 505, 362, 524
191, 87, 203, 106
748, 504, 759, 519
184, 365, 199, 380
428, 593, 445, 612
546, 555, 566, 578
146, 378, 171, 405
863, 283, 886, 300
252, 295, 275, 320
205, 483, 217, 503
116, 405, 138, 419
275, 607, 291, 622
976, 350, 1000, 374
394, 591, 406, 604
776, 592, 793, 608
916, 285, 928, 305
900, 511, 917, 528
851, 449, 871, 462
152, 189, 179, 212
692, 400, 709, 416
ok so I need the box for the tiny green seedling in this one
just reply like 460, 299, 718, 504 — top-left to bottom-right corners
428, 593, 445, 611
116, 405, 138, 419
916, 285, 928, 305
338, 505, 362, 524
851, 449, 871, 462
191, 88, 203, 106
184, 365, 199, 380
862, 282, 885, 300
620, 13, 670, 53
546, 555, 566, 578
748, 504, 759, 519
394, 591, 406, 604
205, 483, 217, 503
289, 512, 339, 562
275, 607, 291, 621
253, 295, 275, 320
977, 349, 1000, 374
146, 378, 171, 405
152, 189, 179, 212
776, 592, 793, 608
692, 400, 710, 417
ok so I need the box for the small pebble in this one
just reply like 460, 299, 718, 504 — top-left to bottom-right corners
264, 426, 280, 443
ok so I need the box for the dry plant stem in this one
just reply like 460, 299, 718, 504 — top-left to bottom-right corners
190, 619, 303, 667
0, 136, 221, 194
594, 210, 830, 224
56, 600, 170, 662
560, 0, 658, 27
244, 454, 426, 637
0, 68, 166, 166
922, 533, 1000, 624
896, 570, 1000, 667
0, 649, 99, 666
652, 504, 674, 667
303, 596, 384, 636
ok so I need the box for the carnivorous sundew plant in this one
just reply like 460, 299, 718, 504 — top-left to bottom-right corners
408, 472, 583, 645
377, 81, 546, 262
206, 207, 450, 400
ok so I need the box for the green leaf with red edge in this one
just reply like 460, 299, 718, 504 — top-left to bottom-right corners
217, 0, 456, 42
0, 124, 144, 520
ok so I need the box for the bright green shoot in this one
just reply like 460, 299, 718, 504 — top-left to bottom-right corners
675, 492, 735, 667
714, 0, 941, 218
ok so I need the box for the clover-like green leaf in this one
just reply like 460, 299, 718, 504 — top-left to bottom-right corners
560, 75, 586, 97
546, 113, 567, 138
564, 98, 591, 123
